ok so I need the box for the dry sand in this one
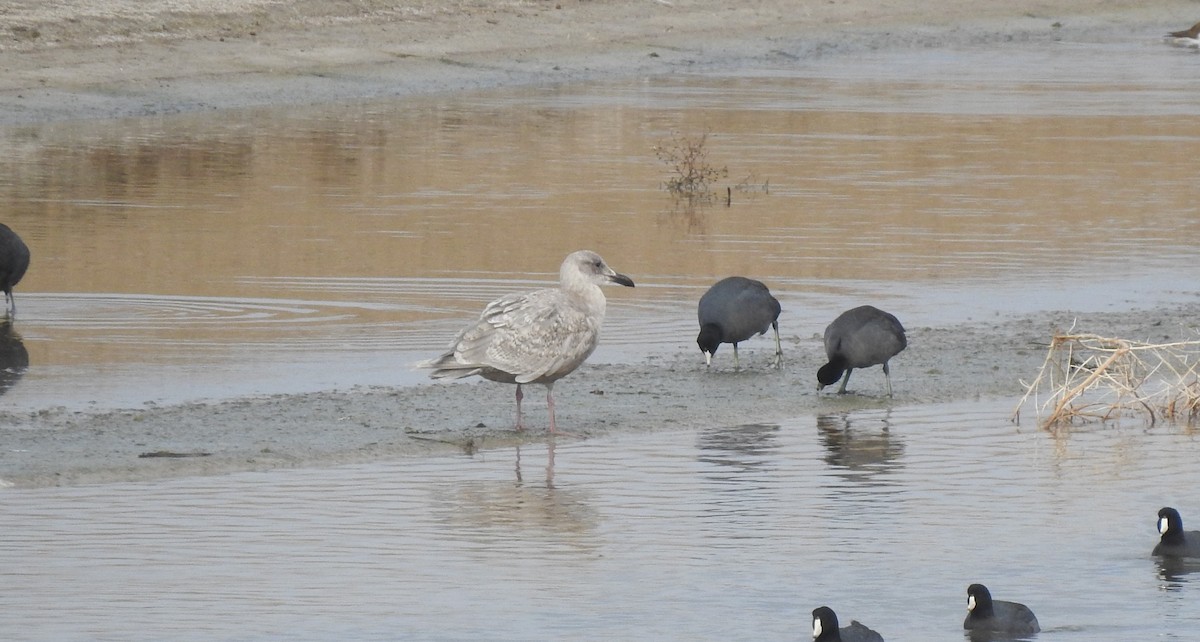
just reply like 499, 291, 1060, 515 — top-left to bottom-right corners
1, 0, 1198, 487
1, 0, 1195, 125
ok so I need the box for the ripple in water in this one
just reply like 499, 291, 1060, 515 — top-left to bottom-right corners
2, 399, 1197, 640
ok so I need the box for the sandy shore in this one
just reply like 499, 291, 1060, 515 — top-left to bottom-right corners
0, 0, 1194, 125
2, 0, 1198, 487
5, 299, 1199, 488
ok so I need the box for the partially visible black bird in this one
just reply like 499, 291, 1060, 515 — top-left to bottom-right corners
696, 276, 782, 368
964, 583, 1040, 638
1153, 507, 1200, 557
0, 224, 29, 319
812, 606, 884, 642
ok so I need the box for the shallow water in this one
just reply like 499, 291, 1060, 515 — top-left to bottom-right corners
3, 34, 1200, 640
2, 399, 1199, 640
0, 36, 1199, 410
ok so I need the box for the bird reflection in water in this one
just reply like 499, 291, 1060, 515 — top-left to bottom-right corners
816, 411, 905, 481
430, 440, 599, 554
1155, 554, 1200, 588
695, 423, 782, 526
515, 438, 556, 488
696, 423, 781, 476
0, 320, 29, 396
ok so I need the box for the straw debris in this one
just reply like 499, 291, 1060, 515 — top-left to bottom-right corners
1013, 331, 1200, 429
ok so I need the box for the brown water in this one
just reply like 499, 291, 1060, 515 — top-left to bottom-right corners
2, 35, 1200, 641
0, 40, 1198, 410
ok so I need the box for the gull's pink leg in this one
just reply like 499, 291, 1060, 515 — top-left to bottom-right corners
514, 383, 526, 431
543, 383, 580, 437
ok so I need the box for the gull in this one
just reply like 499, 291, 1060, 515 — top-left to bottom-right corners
419, 250, 634, 434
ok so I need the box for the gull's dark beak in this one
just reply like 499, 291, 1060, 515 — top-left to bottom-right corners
608, 272, 635, 288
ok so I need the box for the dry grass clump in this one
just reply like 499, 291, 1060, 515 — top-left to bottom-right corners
1013, 331, 1200, 429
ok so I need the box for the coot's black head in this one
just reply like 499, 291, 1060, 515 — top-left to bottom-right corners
811, 606, 840, 641
697, 324, 723, 363
966, 583, 994, 617
816, 358, 846, 389
1159, 507, 1184, 539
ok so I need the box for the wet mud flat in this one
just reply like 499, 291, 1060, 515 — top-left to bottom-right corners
0, 1, 1196, 125
3, 301, 1197, 488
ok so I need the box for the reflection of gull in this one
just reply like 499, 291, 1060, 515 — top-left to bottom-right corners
0, 224, 30, 319
1165, 21, 1200, 48
515, 440, 557, 488
419, 250, 635, 433
817, 305, 906, 397
430, 443, 598, 553
0, 320, 28, 395
696, 276, 782, 368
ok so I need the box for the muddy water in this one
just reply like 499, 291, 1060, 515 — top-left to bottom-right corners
0, 38, 1198, 410
2, 399, 1198, 641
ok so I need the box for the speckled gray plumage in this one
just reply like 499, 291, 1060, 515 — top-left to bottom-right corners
419, 250, 634, 432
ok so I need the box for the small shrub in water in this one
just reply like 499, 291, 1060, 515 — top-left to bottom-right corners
653, 132, 727, 199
